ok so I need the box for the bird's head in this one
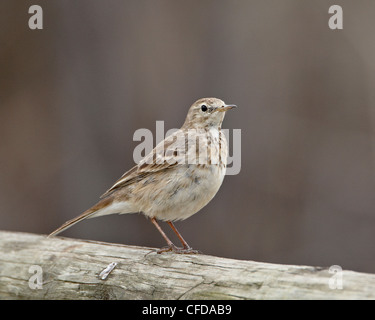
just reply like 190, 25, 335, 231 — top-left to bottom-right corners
182, 97, 237, 130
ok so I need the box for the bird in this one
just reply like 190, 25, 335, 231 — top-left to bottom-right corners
49, 97, 237, 254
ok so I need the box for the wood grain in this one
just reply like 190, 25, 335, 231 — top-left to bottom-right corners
1, 231, 374, 300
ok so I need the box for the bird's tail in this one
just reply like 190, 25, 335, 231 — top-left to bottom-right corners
48, 197, 114, 237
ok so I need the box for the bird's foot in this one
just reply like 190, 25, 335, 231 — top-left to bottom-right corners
157, 244, 200, 254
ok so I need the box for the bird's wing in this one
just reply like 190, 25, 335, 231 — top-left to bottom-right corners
49, 129, 207, 237
100, 129, 190, 198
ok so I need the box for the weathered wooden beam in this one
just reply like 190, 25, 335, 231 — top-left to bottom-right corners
0, 231, 374, 299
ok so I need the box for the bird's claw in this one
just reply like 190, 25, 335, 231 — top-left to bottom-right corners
157, 244, 200, 254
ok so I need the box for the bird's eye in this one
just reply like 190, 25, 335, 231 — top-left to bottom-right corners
201, 105, 208, 112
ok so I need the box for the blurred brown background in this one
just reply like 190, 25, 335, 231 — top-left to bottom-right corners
1, 0, 375, 273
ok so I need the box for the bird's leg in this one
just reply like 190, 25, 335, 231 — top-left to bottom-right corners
150, 217, 178, 253
150, 218, 199, 254
166, 221, 200, 254
166, 221, 190, 249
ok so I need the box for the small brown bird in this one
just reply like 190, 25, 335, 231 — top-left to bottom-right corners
49, 98, 237, 253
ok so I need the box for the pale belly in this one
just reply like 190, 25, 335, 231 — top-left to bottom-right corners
138, 164, 226, 221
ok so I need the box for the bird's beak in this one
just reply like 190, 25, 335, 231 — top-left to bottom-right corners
216, 104, 237, 112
